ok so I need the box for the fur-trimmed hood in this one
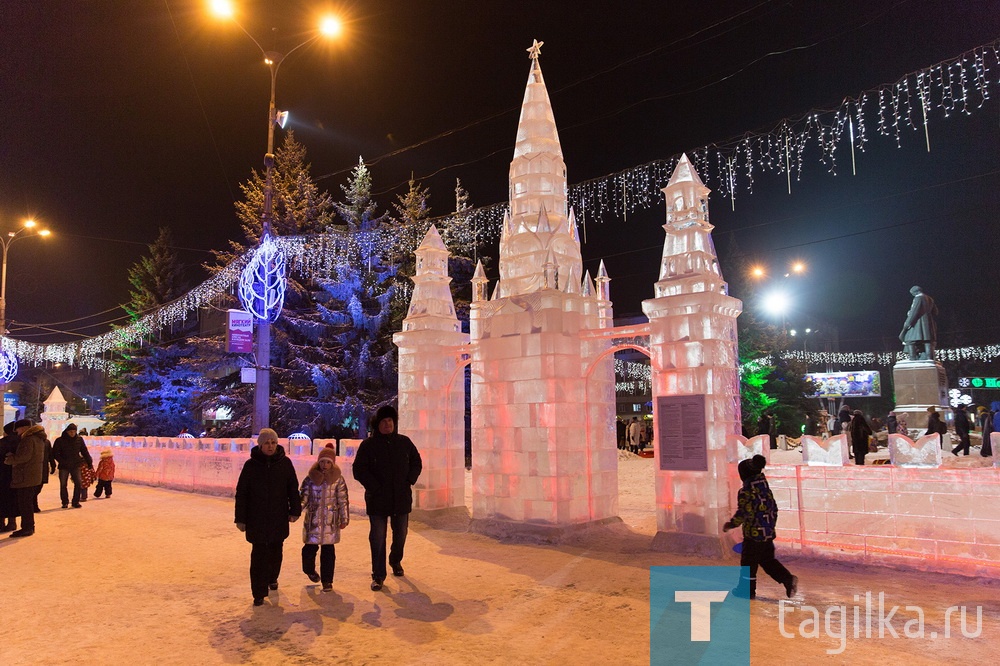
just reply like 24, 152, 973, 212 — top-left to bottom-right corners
308, 461, 343, 485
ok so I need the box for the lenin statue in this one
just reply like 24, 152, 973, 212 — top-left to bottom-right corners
899, 286, 938, 361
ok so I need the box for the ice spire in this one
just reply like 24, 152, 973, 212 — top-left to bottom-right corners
654, 155, 726, 298
402, 225, 459, 331
497, 40, 582, 298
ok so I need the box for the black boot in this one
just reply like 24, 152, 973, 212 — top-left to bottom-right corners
302, 550, 320, 583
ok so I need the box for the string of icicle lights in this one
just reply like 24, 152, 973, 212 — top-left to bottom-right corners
8, 232, 380, 370
10, 39, 1000, 369
453, 38, 1000, 242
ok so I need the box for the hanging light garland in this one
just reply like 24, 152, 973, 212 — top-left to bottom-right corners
7, 40, 1000, 370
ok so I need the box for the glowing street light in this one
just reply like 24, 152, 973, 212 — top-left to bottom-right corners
0, 217, 52, 385
211, 2, 343, 434
761, 289, 791, 332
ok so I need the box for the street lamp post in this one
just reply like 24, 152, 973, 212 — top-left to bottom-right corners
0, 219, 51, 415
0, 219, 52, 338
212, 2, 342, 434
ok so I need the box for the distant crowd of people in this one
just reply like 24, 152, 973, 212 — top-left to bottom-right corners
616, 417, 651, 454
1, 421, 115, 538
753, 401, 998, 466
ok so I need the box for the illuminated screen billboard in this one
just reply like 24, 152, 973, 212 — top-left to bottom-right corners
806, 371, 881, 398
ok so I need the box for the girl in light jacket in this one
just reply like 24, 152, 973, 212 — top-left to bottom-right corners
300, 444, 350, 591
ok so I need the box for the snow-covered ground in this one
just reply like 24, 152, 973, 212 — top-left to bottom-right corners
2, 457, 996, 664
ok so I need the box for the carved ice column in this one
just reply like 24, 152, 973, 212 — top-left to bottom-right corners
393, 226, 469, 511
642, 155, 743, 556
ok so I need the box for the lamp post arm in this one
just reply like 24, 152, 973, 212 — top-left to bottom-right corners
0, 239, 8, 337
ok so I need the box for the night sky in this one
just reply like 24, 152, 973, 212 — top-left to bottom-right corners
2, 1, 999, 352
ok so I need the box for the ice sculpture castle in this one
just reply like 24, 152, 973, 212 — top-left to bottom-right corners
395, 41, 742, 549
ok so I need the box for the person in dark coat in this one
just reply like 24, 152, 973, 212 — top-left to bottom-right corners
886, 412, 899, 436
849, 410, 873, 465
234, 428, 301, 606
0, 422, 19, 532
978, 405, 994, 457
35, 432, 53, 513
926, 407, 946, 448
950, 404, 972, 456
756, 412, 774, 450
3, 419, 46, 537
353, 404, 422, 591
51, 423, 92, 509
723, 455, 797, 600
834, 404, 852, 436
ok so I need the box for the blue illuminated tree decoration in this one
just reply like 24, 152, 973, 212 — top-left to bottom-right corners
239, 234, 286, 322
0, 344, 18, 384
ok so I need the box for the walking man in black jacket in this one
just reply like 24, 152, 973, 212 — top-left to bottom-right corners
52, 423, 91, 509
235, 428, 301, 606
353, 405, 422, 591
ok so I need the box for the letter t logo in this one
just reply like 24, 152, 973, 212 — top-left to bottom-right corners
674, 591, 729, 641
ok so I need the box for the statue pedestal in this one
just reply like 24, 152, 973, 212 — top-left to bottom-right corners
892, 360, 948, 431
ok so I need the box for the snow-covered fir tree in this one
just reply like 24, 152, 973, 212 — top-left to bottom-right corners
104, 228, 202, 435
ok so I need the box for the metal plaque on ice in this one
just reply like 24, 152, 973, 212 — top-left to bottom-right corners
657, 395, 707, 471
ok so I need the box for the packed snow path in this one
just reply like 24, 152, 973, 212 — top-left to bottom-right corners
2, 459, 996, 664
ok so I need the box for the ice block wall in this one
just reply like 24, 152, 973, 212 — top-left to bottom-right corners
471, 289, 618, 526
766, 463, 1000, 576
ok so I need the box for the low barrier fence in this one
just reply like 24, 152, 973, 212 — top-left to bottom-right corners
85, 436, 367, 502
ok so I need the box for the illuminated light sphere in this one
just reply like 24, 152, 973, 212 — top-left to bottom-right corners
750, 266, 765, 279
239, 234, 287, 322
762, 290, 790, 316
209, 0, 235, 19
319, 15, 342, 37
0, 347, 18, 384
791, 261, 806, 273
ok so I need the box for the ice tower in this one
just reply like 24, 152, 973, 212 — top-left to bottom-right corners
468, 40, 619, 534
642, 155, 743, 556
394, 226, 468, 511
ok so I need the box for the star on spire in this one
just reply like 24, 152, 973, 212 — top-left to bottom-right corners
527, 39, 544, 60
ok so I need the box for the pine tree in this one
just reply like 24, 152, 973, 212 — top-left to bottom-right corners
104, 228, 202, 435
212, 132, 334, 268
390, 175, 433, 310
191, 153, 399, 438
439, 178, 479, 326
124, 227, 186, 319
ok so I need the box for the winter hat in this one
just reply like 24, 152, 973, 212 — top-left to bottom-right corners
100, 448, 113, 459
66, 423, 78, 431
14, 418, 32, 430
317, 443, 337, 463
738, 454, 767, 482
927, 406, 937, 413
3, 421, 14, 435
257, 428, 279, 444
374, 405, 398, 428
